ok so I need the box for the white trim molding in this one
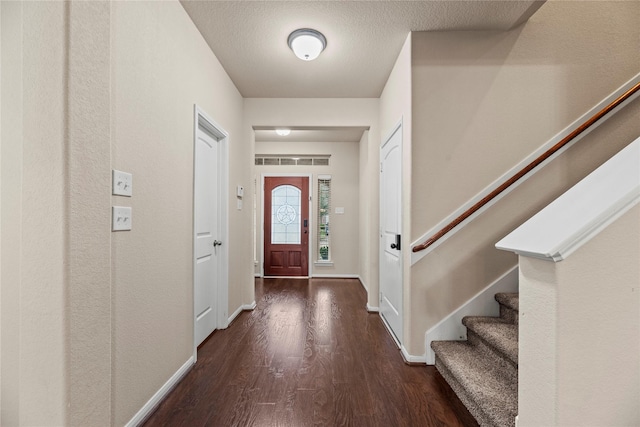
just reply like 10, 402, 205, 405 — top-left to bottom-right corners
359, 277, 380, 312
496, 137, 640, 262
311, 274, 359, 278
125, 357, 195, 427
192, 104, 230, 359
401, 346, 426, 365
357, 276, 368, 291
227, 301, 257, 327
411, 72, 640, 265
366, 303, 380, 313
425, 267, 519, 365
313, 261, 335, 267
379, 302, 426, 364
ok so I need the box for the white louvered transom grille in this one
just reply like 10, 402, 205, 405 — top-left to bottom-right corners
255, 155, 330, 166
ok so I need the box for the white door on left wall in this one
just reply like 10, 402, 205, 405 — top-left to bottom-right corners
194, 128, 220, 346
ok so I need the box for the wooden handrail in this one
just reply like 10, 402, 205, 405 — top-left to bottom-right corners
413, 81, 640, 253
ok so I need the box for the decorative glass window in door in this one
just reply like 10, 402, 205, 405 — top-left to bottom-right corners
271, 185, 301, 244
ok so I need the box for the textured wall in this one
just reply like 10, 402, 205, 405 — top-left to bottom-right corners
379, 34, 412, 338
357, 129, 377, 298
255, 140, 360, 276
111, 1, 246, 425
1, 2, 68, 424
67, 2, 113, 425
408, 0, 640, 355
1, 3, 23, 424
519, 204, 640, 426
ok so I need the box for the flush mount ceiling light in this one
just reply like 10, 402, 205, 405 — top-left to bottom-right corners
287, 28, 327, 61
275, 129, 291, 136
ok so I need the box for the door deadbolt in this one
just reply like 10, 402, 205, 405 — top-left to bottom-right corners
390, 234, 401, 250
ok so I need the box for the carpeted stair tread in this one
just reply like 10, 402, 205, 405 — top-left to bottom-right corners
432, 340, 517, 427
463, 316, 518, 367
495, 293, 519, 312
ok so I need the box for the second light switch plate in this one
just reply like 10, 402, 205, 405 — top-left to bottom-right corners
112, 206, 132, 231
113, 170, 133, 196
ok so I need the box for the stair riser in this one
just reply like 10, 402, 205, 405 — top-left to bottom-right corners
432, 292, 519, 427
500, 305, 518, 324
467, 329, 518, 375
435, 356, 499, 427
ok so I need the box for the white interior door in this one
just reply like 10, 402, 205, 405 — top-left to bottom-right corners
194, 127, 220, 347
380, 124, 403, 344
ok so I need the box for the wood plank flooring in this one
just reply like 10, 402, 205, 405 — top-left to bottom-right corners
144, 278, 478, 427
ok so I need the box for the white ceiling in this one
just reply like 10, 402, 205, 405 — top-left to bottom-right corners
181, 1, 543, 143
254, 127, 368, 143
180, 0, 544, 99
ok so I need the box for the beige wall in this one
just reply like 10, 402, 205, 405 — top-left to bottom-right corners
407, 1, 640, 355
357, 129, 377, 300
68, 3, 113, 425
1, 2, 68, 424
244, 99, 380, 307
518, 204, 639, 426
111, 1, 247, 425
1, 1, 250, 425
255, 140, 360, 276
379, 34, 413, 339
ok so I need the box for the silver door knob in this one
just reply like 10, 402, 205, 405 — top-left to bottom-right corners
213, 240, 223, 247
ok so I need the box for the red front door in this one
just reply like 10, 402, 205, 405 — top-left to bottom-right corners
264, 177, 309, 276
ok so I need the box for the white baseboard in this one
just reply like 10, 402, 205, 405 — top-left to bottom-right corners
227, 301, 257, 326
125, 356, 194, 427
311, 274, 359, 278
378, 309, 425, 363
401, 345, 426, 364
425, 266, 519, 365
360, 277, 379, 313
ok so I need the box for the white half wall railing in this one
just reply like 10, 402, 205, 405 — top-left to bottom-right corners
495, 136, 639, 261
411, 73, 640, 265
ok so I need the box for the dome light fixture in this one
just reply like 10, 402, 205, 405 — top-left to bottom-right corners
287, 28, 327, 61
275, 129, 291, 136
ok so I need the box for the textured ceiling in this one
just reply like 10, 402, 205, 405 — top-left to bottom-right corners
180, 0, 544, 98
255, 127, 368, 143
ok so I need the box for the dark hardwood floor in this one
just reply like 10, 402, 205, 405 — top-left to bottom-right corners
144, 278, 478, 427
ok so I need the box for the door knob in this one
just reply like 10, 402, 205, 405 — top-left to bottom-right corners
213, 240, 222, 247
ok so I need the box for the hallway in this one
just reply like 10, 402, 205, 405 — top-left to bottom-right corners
144, 278, 477, 426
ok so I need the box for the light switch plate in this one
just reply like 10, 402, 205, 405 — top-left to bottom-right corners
112, 206, 132, 231
335, 207, 345, 214
113, 170, 133, 196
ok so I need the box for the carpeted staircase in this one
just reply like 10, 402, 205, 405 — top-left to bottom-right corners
431, 293, 519, 427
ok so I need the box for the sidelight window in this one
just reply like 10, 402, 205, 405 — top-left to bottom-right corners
317, 176, 331, 261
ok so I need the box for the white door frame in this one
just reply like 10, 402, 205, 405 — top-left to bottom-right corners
379, 120, 403, 347
260, 173, 313, 278
193, 105, 229, 361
